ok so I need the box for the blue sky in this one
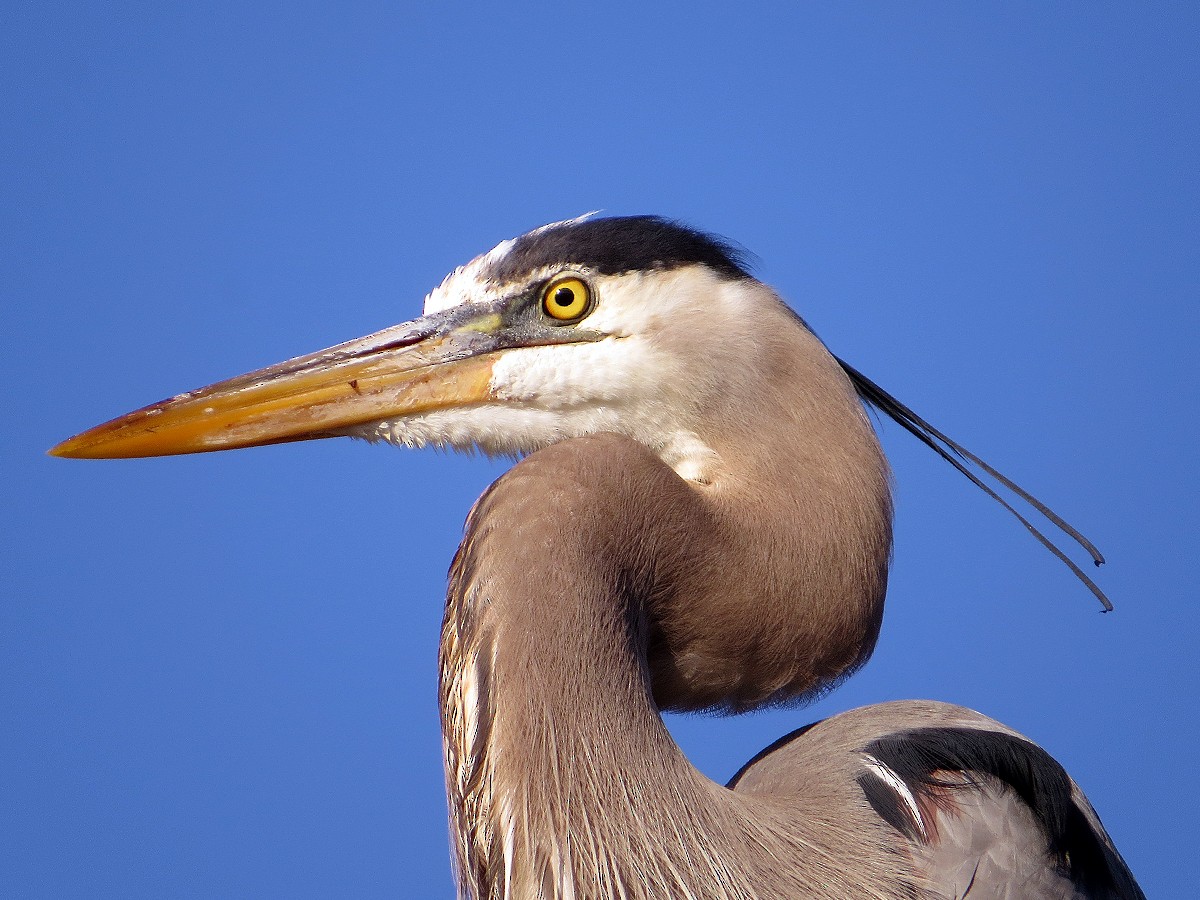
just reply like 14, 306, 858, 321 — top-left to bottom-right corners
4, 4, 1196, 897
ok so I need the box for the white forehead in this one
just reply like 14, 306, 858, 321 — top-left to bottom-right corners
422, 242, 509, 315
423, 216, 598, 315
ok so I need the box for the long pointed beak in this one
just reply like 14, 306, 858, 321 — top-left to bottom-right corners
50, 304, 510, 459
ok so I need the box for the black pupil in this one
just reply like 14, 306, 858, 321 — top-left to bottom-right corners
554, 287, 575, 307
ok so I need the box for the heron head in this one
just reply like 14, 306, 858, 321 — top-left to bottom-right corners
50, 216, 788, 482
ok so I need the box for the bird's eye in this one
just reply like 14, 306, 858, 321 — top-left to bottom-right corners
541, 277, 592, 323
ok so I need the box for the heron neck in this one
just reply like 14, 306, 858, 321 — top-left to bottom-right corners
439, 436, 739, 898
645, 304, 893, 712
437, 430, 897, 899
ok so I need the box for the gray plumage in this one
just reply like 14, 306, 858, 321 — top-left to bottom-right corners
51, 216, 1142, 899
440, 433, 1139, 899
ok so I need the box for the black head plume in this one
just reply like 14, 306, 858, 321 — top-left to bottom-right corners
837, 359, 1111, 611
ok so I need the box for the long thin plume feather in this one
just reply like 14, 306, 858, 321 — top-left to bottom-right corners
837, 358, 1112, 612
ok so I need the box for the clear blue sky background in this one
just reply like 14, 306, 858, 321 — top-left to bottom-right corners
4, 4, 1196, 897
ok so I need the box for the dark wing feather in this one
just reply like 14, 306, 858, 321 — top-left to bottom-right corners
860, 727, 1144, 899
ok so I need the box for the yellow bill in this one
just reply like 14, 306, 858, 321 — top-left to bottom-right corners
50, 304, 511, 459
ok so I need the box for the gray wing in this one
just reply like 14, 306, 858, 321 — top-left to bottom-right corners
857, 724, 1144, 900
730, 701, 1143, 900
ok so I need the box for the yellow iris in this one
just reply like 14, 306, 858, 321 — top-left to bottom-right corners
542, 277, 592, 322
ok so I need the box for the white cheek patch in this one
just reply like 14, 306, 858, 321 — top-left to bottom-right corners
488, 340, 650, 406
400, 260, 762, 485
488, 340, 721, 483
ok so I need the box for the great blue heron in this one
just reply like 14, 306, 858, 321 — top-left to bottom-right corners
52, 216, 1141, 898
